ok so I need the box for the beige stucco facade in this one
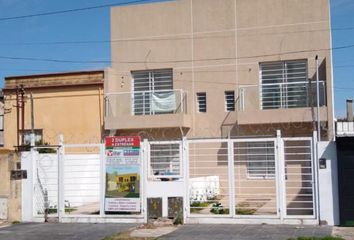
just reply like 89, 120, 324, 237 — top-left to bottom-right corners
3, 70, 104, 149
106, 0, 334, 140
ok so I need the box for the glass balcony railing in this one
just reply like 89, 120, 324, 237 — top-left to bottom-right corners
239, 81, 326, 111
105, 89, 187, 118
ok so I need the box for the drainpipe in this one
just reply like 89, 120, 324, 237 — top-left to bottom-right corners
315, 56, 321, 141
16, 86, 20, 147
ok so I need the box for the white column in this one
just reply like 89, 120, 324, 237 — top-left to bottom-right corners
21, 151, 35, 221
58, 135, 65, 222
276, 130, 286, 222
228, 138, 235, 218
99, 143, 106, 217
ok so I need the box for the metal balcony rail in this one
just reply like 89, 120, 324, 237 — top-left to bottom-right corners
105, 89, 187, 118
239, 81, 326, 111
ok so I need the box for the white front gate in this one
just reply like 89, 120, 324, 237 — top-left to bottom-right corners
184, 134, 318, 224
23, 141, 145, 223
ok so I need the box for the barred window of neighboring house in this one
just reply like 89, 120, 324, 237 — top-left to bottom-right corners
197, 92, 207, 113
131, 69, 173, 115
20, 129, 43, 145
246, 142, 275, 179
225, 91, 235, 112
260, 60, 309, 109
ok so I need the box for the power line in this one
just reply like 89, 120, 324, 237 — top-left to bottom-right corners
0, 0, 151, 22
2, 26, 354, 47
0, 43, 353, 64
1, 62, 354, 77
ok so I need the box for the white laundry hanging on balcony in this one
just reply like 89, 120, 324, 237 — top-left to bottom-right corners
151, 91, 176, 113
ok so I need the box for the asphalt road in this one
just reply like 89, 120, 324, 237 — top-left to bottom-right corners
0, 223, 137, 240
0, 222, 335, 240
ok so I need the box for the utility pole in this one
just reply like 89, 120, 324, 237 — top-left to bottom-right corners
20, 85, 26, 145
30, 92, 34, 133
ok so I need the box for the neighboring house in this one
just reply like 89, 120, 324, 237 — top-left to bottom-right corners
336, 99, 354, 137
105, 0, 334, 141
336, 99, 354, 225
3, 70, 104, 149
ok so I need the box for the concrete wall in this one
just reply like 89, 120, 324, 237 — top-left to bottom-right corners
0, 150, 21, 222
318, 141, 340, 226
107, 0, 334, 140
3, 80, 104, 149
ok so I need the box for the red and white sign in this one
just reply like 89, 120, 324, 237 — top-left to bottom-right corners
105, 136, 141, 148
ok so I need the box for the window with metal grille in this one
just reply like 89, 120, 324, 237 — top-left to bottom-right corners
197, 92, 207, 113
246, 142, 275, 179
225, 91, 235, 111
260, 60, 308, 109
150, 143, 181, 179
132, 69, 173, 115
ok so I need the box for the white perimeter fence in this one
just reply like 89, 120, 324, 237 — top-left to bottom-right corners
21, 131, 327, 224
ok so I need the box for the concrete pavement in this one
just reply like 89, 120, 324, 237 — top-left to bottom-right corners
160, 224, 333, 240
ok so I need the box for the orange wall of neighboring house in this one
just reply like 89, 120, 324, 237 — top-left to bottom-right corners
3, 81, 104, 149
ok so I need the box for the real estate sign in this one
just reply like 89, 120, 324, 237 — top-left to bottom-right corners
105, 136, 141, 212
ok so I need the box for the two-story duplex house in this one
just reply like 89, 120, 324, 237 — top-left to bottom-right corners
104, 0, 334, 141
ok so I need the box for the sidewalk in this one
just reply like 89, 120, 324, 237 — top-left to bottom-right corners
333, 227, 354, 240
160, 224, 333, 240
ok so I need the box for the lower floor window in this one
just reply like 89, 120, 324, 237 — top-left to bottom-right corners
150, 143, 181, 179
246, 142, 275, 179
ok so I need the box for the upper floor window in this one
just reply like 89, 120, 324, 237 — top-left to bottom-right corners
197, 92, 207, 113
260, 60, 309, 109
132, 69, 174, 115
225, 91, 235, 112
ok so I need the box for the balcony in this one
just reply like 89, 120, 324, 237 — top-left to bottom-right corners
104, 89, 191, 130
237, 81, 328, 124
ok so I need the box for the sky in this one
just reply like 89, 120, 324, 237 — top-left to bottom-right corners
0, 0, 353, 118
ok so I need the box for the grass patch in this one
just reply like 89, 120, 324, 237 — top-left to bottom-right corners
190, 201, 211, 213
236, 208, 257, 215
343, 220, 354, 227
235, 202, 263, 215
288, 236, 345, 240
11, 220, 20, 224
